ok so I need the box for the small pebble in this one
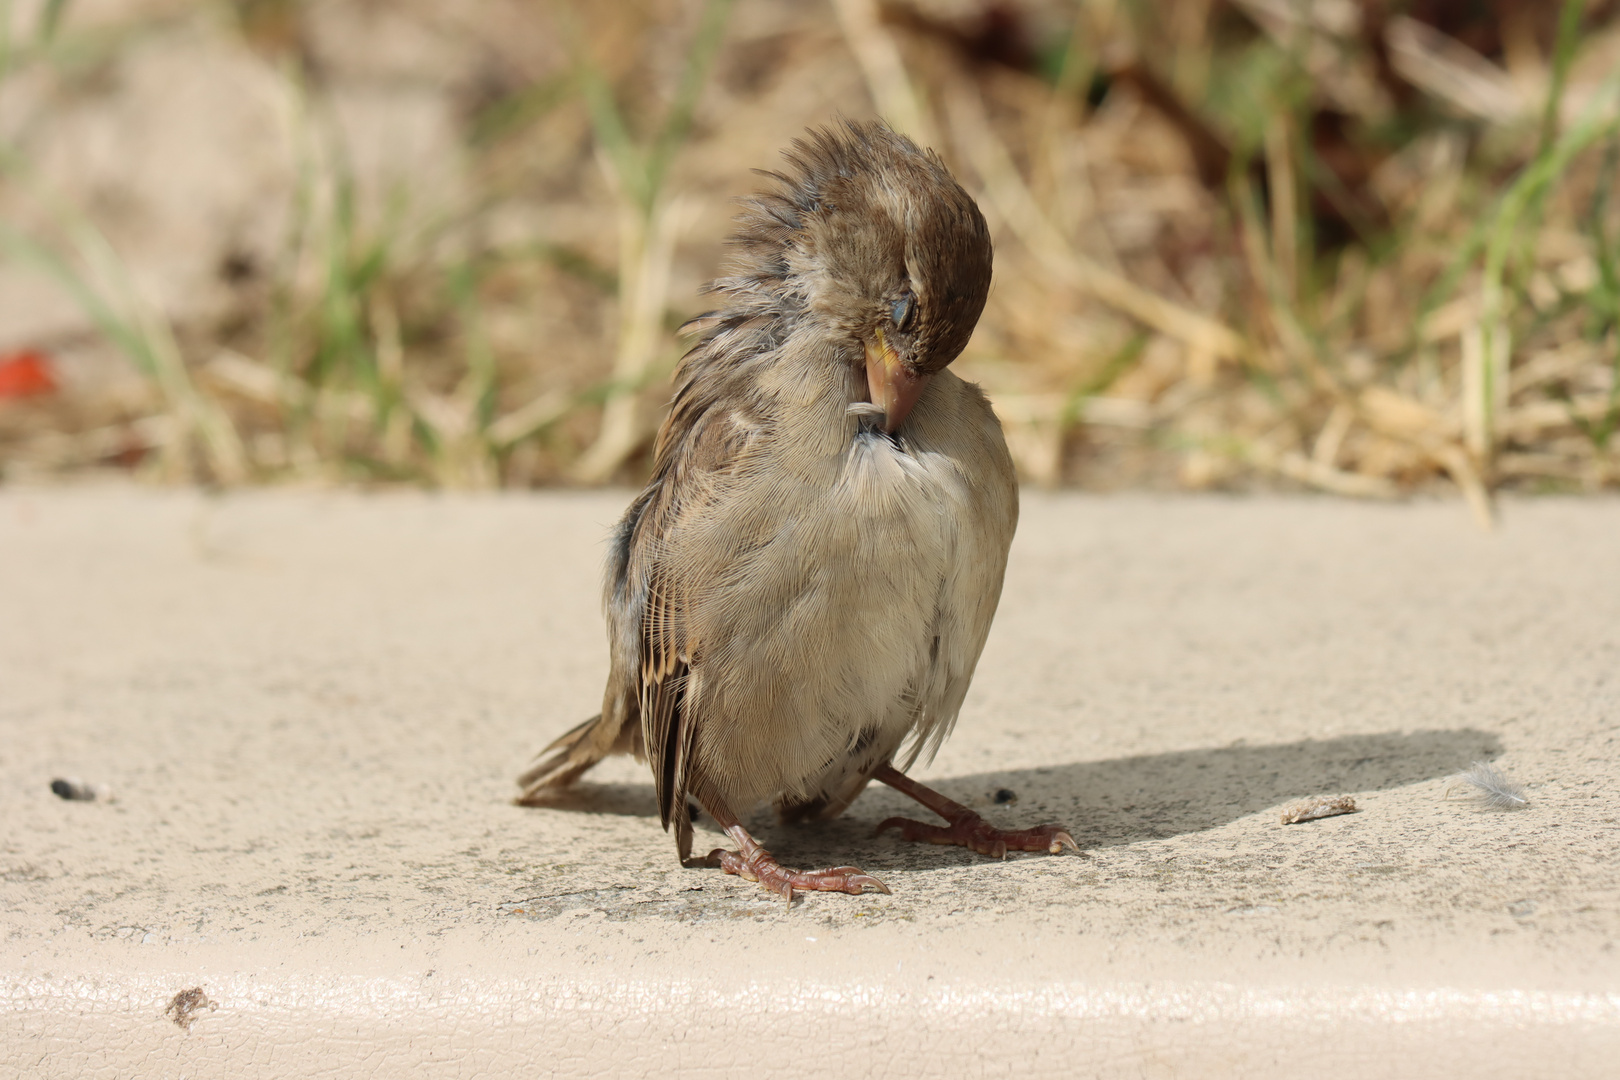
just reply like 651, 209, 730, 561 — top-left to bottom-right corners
1279, 795, 1357, 824
993, 788, 1018, 805
51, 778, 111, 802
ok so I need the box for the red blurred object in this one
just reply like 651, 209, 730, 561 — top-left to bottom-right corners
0, 350, 58, 399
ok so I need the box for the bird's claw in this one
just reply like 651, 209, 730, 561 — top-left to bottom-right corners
876, 811, 1079, 859
705, 847, 890, 901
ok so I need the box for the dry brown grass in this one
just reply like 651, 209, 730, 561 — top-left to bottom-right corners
1, 0, 1617, 523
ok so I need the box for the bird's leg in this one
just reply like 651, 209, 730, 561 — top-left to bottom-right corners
693, 794, 890, 900
873, 763, 1079, 859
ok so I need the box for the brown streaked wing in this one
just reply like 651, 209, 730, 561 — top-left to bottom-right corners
640, 565, 694, 830
635, 399, 761, 831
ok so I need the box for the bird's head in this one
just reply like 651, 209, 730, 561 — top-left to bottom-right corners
716, 121, 993, 433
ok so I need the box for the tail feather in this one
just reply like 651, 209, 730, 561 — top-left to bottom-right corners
515, 712, 629, 804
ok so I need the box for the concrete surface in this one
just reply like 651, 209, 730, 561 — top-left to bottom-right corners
2, 487, 1618, 1078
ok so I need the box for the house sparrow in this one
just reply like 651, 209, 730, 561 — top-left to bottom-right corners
519, 120, 1075, 898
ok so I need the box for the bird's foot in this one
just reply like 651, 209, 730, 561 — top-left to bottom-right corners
871, 762, 1079, 860
703, 844, 890, 901
691, 789, 891, 901
875, 810, 1078, 859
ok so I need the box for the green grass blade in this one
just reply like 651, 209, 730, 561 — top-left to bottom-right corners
1537, 0, 1587, 157
645, 0, 734, 200
0, 224, 157, 374
37, 0, 72, 44
1479, 64, 1620, 448
574, 42, 648, 212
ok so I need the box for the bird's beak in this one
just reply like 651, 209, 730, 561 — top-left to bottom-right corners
864, 329, 929, 434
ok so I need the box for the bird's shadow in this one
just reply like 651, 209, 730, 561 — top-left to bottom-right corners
520, 727, 1501, 872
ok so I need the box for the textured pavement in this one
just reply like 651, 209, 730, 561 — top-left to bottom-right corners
2, 488, 1618, 1077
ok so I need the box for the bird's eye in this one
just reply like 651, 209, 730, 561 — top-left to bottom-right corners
890, 293, 915, 331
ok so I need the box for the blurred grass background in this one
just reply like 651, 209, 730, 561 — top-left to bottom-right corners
1, 0, 1617, 523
